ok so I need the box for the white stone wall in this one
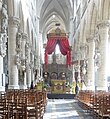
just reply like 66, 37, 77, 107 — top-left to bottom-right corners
72, 0, 110, 91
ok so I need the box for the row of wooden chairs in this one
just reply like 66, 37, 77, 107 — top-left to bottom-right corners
0, 89, 47, 119
77, 90, 110, 119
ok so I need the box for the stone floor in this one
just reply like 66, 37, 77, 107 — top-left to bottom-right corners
43, 99, 94, 119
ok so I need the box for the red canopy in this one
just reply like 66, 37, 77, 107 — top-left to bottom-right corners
45, 37, 71, 66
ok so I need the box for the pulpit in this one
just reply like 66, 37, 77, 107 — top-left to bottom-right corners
51, 79, 66, 94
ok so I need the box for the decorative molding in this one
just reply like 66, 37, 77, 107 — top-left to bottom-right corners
1, 4, 8, 33
97, 20, 110, 29
0, 32, 7, 57
8, 17, 20, 27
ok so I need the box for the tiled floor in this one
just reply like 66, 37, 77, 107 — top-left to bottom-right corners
43, 99, 94, 119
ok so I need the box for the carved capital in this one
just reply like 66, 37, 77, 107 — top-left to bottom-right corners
97, 20, 110, 29
8, 17, 20, 27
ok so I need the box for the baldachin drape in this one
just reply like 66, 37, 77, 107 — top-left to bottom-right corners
45, 37, 71, 66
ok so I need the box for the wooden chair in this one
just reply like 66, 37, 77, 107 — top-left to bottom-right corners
13, 96, 27, 119
98, 94, 110, 119
26, 94, 41, 119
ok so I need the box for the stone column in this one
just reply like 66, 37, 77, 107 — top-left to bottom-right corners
0, 56, 4, 91
35, 17, 40, 82
0, 33, 7, 91
96, 20, 110, 91
26, 68, 31, 88
36, 32, 42, 81
20, 33, 27, 89
86, 36, 95, 90
72, 65, 75, 82
80, 43, 88, 90
8, 17, 19, 89
30, 52, 34, 81
0, 2, 8, 91
25, 42, 31, 88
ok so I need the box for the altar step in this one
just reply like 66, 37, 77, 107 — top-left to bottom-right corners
47, 93, 76, 99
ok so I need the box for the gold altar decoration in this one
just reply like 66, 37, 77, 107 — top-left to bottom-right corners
51, 79, 66, 94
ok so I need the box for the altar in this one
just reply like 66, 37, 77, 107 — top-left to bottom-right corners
43, 31, 72, 94
51, 79, 66, 94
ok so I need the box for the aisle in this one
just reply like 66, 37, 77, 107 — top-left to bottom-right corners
43, 99, 93, 119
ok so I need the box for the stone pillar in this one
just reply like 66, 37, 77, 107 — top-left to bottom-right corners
8, 17, 19, 89
26, 69, 31, 88
96, 20, 110, 91
20, 33, 27, 89
30, 52, 34, 81
24, 72, 26, 88
36, 33, 42, 81
0, 2, 8, 91
86, 36, 95, 90
80, 44, 88, 90
25, 42, 31, 88
36, 17, 40, 82
0, 56, 5, 91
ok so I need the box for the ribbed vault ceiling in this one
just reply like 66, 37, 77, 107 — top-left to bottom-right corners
39, 0, 74, 35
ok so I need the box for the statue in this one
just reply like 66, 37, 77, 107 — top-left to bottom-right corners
1, 5, 8, 33
52, 51, 56, 64
94, 48, 101, 69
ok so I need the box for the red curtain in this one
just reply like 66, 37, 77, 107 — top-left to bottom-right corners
45, 37, 71, 66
